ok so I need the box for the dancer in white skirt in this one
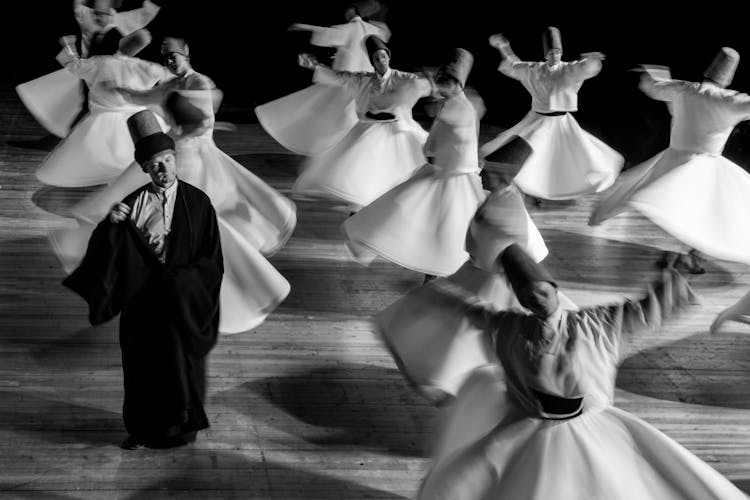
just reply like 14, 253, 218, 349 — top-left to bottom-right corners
255, 0, 390, 155
418, 245, 748, 500
482, 28, 623, 201
293, 35, 432, 210
51, 37, 296, 334
374, 169, 576, 404
35, 30, 170, 187
343, 49, 484, 277
16, 0, 160, 138
590, 48, 750, 270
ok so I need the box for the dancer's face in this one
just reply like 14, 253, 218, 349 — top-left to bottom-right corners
545, 49, 562, 66
436, 76, 461, 98
518, 281, 559, 318
371, 49, 390, 75
142, 151, 178, 188
93, 0, 114, 28
165, 53, 190, 76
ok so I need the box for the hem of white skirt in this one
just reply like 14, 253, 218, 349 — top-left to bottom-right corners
256, 203, 298, 257
516, 173, 618, 201
36, 169, 118, 188
345, 236, 463, 277
255, 103, 322, 157
374, 320, 454, 406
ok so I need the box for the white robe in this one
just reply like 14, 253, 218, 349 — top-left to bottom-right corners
254, 16, 391, 156
590, 78, 750, 265
292, 67, 430, 207
481, 57, 623, 200
419, 270, 746, 500
343, 91, 485, 276
15, 2, 160, 138
35, 54, 170, 187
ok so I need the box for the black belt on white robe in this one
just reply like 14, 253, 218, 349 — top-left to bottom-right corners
535, 111, 569, 117
531, 388, 584, 420
365, 111, 397, 121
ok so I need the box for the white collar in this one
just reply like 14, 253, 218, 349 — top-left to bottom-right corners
150, 179, 179, 196
375, 68, 392, 81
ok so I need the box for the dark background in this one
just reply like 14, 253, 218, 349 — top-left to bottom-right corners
6, 0, 750, 166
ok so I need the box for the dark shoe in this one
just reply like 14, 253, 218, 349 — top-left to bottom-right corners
120, 435, 147, 450
687, 249, 706, 274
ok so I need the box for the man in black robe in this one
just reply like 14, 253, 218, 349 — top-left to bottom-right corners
64, 109, 223, 449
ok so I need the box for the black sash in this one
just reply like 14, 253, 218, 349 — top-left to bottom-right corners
365, 111, 397, 121
531, 388, 584, 420
536, 111, 568, 117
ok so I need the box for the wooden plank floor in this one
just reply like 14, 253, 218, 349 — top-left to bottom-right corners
2, 85, 750, 498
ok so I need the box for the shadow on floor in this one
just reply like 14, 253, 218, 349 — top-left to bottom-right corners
118, 449, 410, 499
213, 363, 437, 457
0, 390, 122, 446
618, 330, 750, 409
541, 228, 735, 290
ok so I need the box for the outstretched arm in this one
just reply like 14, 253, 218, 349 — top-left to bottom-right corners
580, 256, 699, 360
489, 33, 531, 81
566, 52, 605, 80
298, 53, 367, 90
638, 68, 687, 102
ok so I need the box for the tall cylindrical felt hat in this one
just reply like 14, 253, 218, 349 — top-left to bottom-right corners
127, 110, 175, 165
351, 0, 381, 19
500, 243, 557, 296
704, 47, 739, 88
161, 37, 189, 57
118, 29, 151, 57
365, 35, 390, 60
436, 48, 474, 88
466, 185, 529, 271
542, 26, 562, 55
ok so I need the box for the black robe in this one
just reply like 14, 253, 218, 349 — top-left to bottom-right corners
64, 181, 223, 441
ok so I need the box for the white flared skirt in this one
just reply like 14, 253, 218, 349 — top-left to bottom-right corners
16, 69, 83, 138
52, 137, 297, 334
420, 372, 747, 500
343, 165, 485, 276
480, 111, 623, 200
35, 105, 167, 187
293, 118, 428, 207
255, 83, 359, 156
590, 148, 750, 265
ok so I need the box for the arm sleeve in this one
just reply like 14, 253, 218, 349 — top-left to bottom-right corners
312, 66, 367, 91
577, 267, 699, 358
114, 0, 161, 35
639, 75, 688, 102
62, 219, 126, 325
499, 59, 533, 81
310, 23, 348, 48
727, 91, 750, 121
565, 57, 603, 80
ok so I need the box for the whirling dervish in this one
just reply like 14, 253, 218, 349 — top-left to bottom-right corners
590, 48, 750, 272
481, 27, 623, 202
255, 0, 390, 156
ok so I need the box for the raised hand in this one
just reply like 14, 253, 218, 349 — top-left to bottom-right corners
297, 53, 319, 70
108, 202, 131, 224
488, 34, 510, 50
580, 52, 606, 61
